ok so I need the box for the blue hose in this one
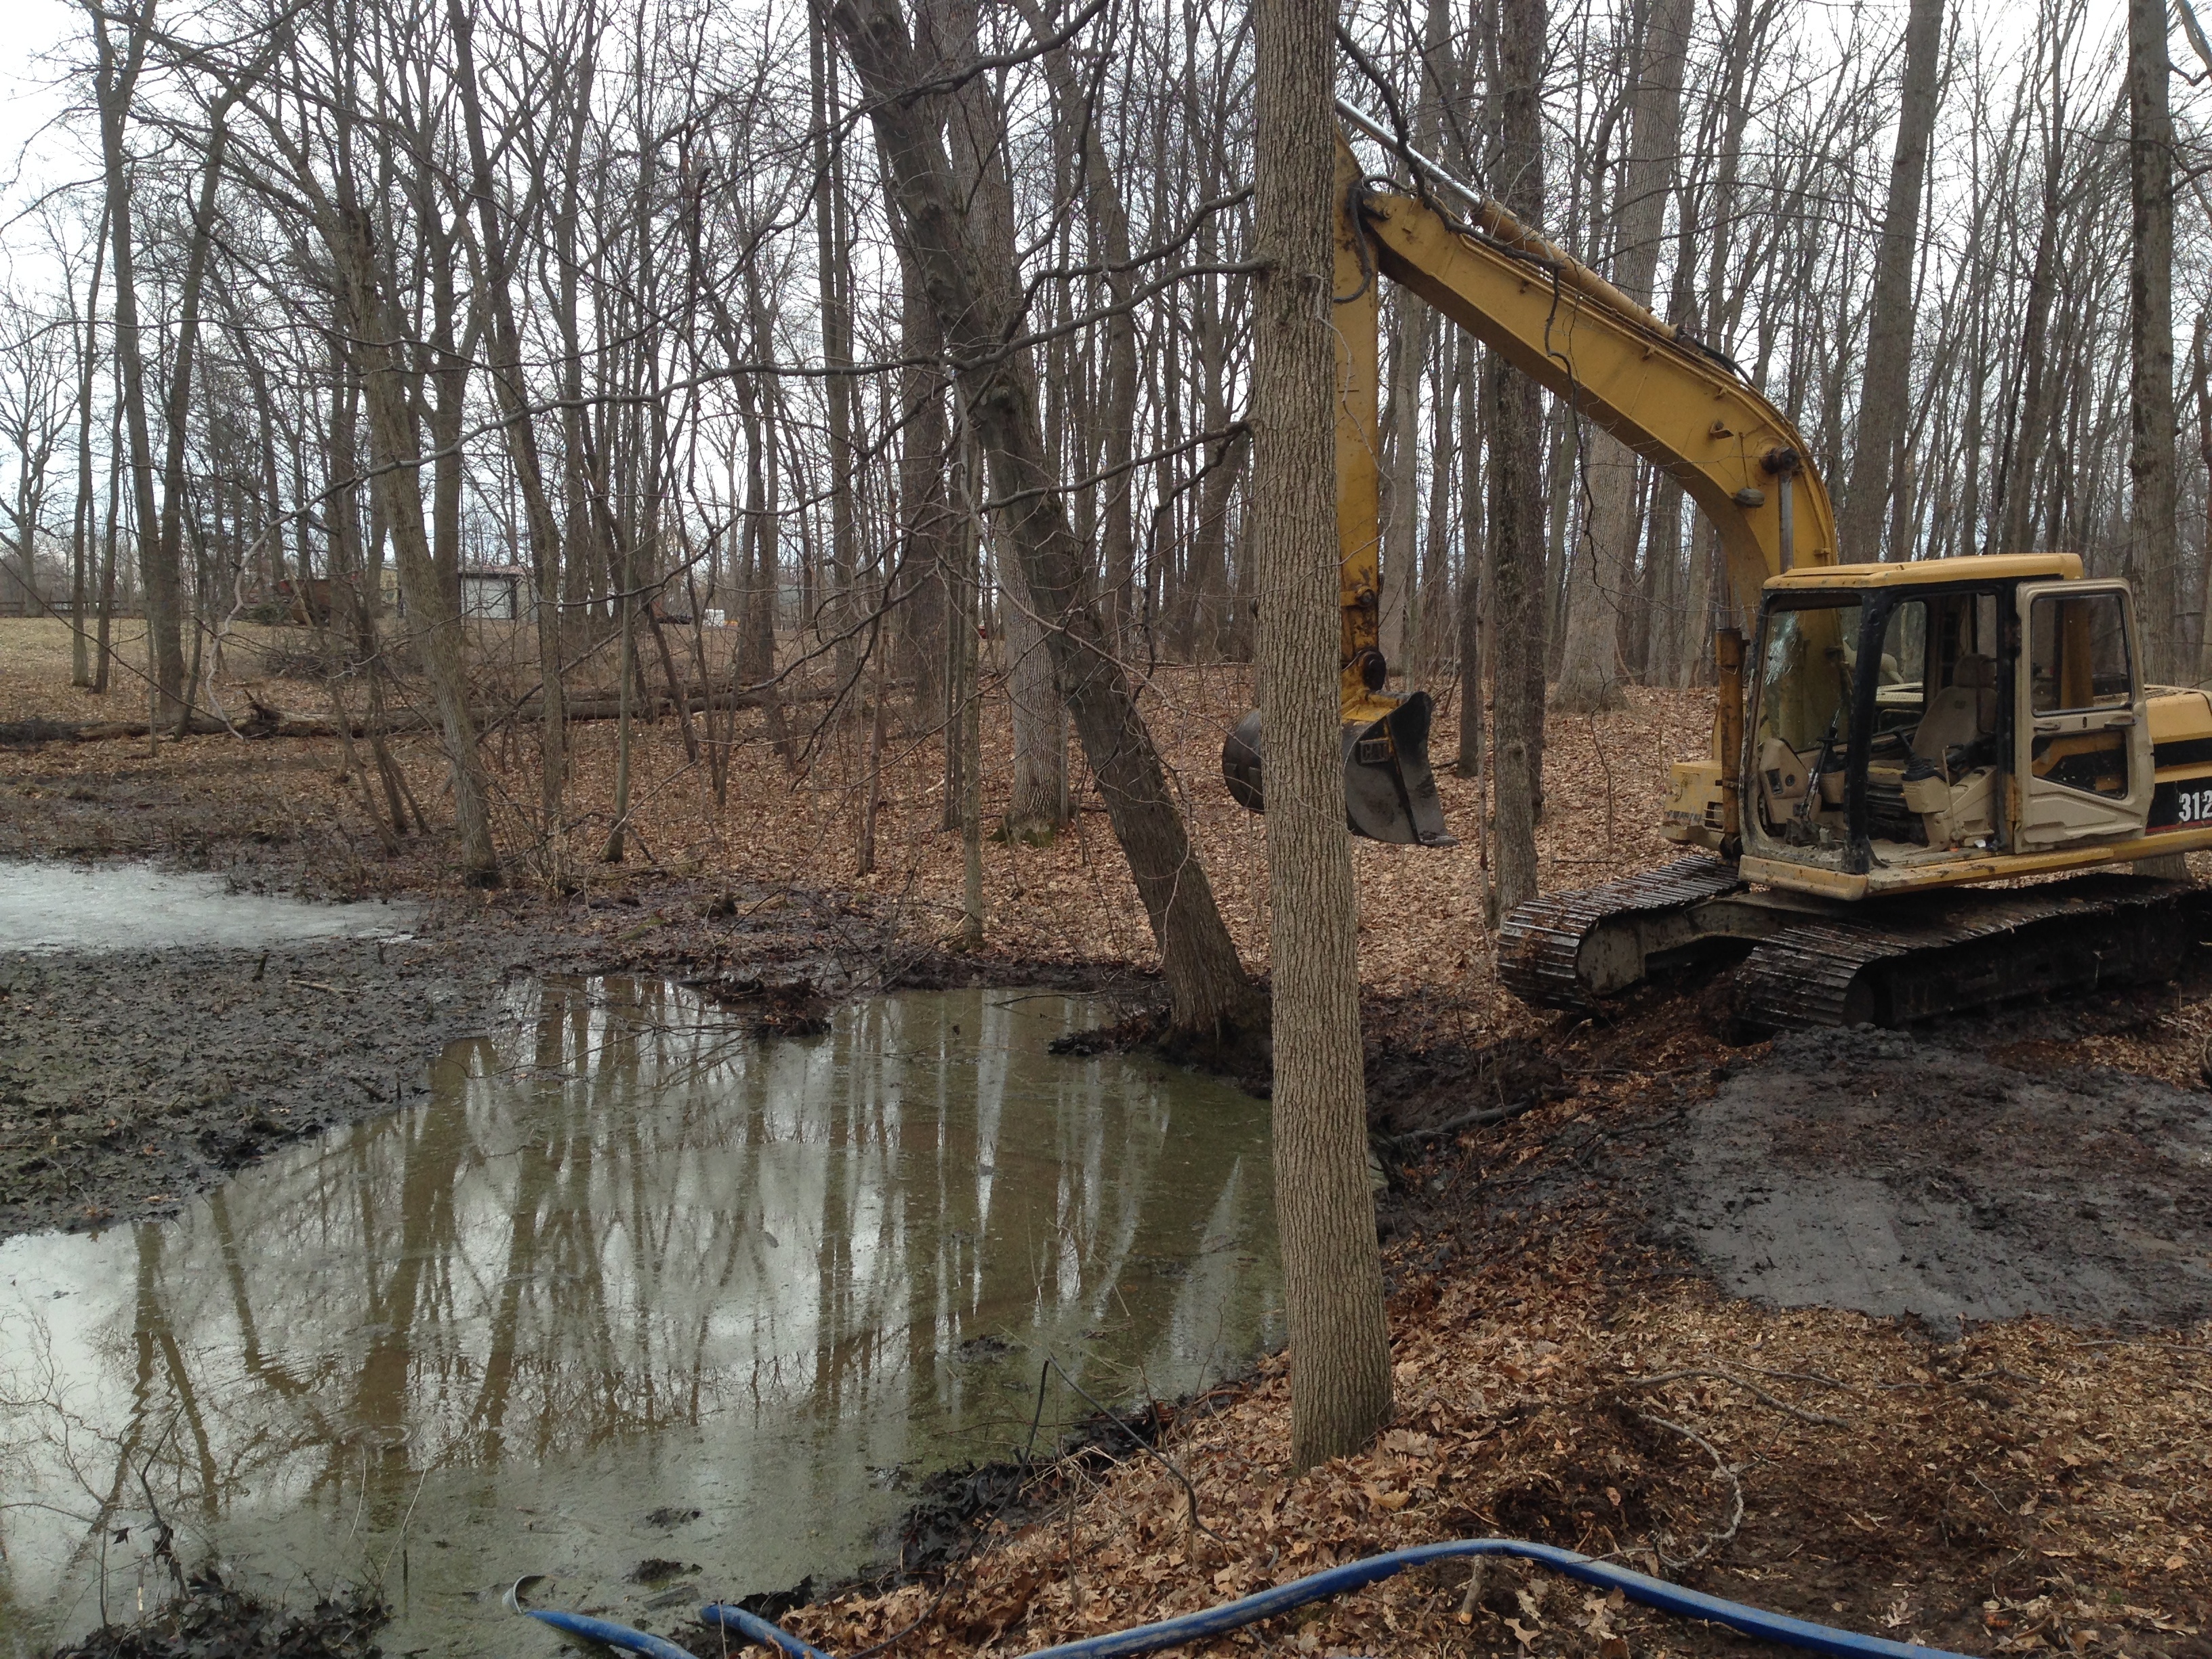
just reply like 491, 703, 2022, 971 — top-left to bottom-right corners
701, 1600, 842, 1659
691, 1538, 1975, 1659
521, 1605, 701, 1659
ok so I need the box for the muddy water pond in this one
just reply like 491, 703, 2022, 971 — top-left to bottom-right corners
0, 858, 413, 952
0, 981, 1279, 1656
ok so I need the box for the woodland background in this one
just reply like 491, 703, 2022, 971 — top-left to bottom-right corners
1, 0, 2209, 922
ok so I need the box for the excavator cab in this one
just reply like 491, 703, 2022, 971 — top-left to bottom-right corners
1739, 556, 2156, 885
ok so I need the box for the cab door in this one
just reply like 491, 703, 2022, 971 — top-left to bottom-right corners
2012, 581, 2152, 847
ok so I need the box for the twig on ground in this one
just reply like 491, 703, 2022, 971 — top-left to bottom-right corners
1637, 1413, 1744, 1569
1040, 1355, 1222, 1544
1610, 1367, 1849, 1428
1382, 1097, 1543, 1147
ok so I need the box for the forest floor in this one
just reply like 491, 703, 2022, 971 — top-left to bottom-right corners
2, 615, 2210, 1659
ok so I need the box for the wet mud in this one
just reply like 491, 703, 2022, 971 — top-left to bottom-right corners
0, 848, 1137, 1243
43, 1572, 386, 1659
1656, 1025, 2212, 1334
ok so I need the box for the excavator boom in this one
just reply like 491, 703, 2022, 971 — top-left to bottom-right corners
1223, 104, 1833, 848
1227, 100, 2212, 1031
1342, 101, 1837, 617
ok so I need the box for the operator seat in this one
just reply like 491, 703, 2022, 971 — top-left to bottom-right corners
1911, 653, 1997, 777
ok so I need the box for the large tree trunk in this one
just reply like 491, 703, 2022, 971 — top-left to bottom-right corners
1551, 0, 1693, 713
2128, 0, 2179, 679
448, 0, 570, 879
896, 243, 951, 714
830, 0, 1258, 1038
335, 207, 501, 883
1488, 0, 1549, 911
1839, 0, 1945, 561
86, 6, 184, 723
1252, 0, 1393, 1471
1003, 552, 1069, 839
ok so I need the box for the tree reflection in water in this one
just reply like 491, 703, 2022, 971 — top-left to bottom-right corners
0, 983, 1280, 1658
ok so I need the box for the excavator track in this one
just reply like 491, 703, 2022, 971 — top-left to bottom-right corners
1498, 855, 1747, 1011
1502, 864, 2199, 1029
1729, 874, 2198, 1030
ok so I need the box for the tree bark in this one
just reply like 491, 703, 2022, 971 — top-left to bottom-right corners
86, 4, 182, 722
2128, 0, 2179, 678
1551, 0, 1692, 713
1004, 551, 1069, 838
335, 206, 501, 882
830, 0, 1258, 1038
1252, 0, 1393, 1469
68, 199, 109, 689
448, 0, 571, 878
1839, 0, 1945, 561
1488, 0, 1549, 911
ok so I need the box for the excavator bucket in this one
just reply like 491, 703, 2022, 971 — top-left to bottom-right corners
1221, 693, 1456, 846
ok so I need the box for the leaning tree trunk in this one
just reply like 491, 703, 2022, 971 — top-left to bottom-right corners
1252, 0, 1393, 1471
830, 0, 1258, 1039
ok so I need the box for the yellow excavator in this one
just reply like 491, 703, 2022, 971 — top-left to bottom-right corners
1223, 102, 2212, 1028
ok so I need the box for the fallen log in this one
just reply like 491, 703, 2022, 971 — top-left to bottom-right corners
0, 682, 850, 747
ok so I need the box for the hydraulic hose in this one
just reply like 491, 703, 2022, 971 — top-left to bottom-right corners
691, 1538, 1975, 1659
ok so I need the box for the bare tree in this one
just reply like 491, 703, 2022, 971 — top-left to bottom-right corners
830, 0, 1261, 1040
1839, 0, 1946, 561
1488, 0, 1549, 910
1252, 0, 1391, 1468
1552, 0, 1693, 713
2128, 0, 2179, 678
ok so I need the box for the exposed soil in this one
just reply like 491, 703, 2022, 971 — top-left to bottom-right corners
1658, 1026, 2212, 1336
0, 858, 1155, 1245
42, 1570, 386, 1659
749, 987, 2212, 1659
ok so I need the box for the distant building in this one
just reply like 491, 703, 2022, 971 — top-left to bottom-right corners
460, 565, 531, 621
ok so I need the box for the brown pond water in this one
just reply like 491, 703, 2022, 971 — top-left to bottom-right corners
0, 981, 1279, 1656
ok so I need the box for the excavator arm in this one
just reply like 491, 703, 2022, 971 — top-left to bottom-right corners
1222, 104, 1837, 847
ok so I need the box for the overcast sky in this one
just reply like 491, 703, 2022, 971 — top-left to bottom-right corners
0, 0, 2146, 293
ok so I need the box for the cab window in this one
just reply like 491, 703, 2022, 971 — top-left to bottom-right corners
2028, 593, 2131, 713
1757, 598, 1862, 752
1869, 600, 1927, 737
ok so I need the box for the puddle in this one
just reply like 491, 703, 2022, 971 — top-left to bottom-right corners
0, 981, 1279, 1656
0, 859, 413, 952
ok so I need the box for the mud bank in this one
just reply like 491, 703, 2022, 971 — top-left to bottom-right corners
0, 859, 1008, 1242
